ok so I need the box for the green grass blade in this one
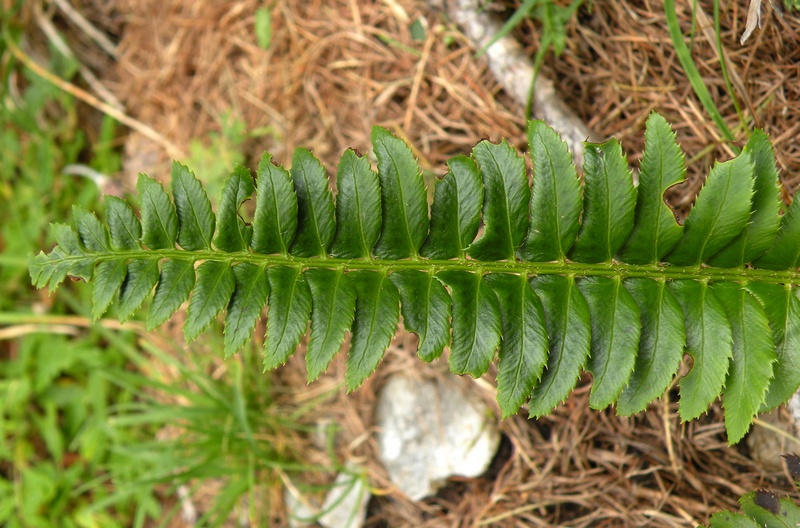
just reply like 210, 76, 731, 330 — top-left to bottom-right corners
421, 155, 483, 259
371, 126, 429, 258
617, 278, 685, 415
528, 275, 591, 417
577, 276, 640, 410
668, 279, 732, 421
485, 273, 548, 418
570, 139, 636, 263
172, 161, 216, 251
389, 270, 450, 362
290, 148, 335, 257
214, 165, 255, 252
330, 149, 381, 258
347, 271, 400, 391
437, 270, 501, 377
663, 0, 735, 143
476, 0, 539, 58
468, 140, 530, 261
305, 268, 356, 382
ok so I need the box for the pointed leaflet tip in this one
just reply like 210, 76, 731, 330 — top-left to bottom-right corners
330, 149, 382, 258
172, 161, 216, 251
371, 126, 429, 259
468, 140, 529, 261
519, 120, 581, 262
289, 148, 335, 257
252, 153, 297, 255
138, 173, 178, 250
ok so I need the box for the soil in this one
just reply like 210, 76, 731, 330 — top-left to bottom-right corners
25, 0, 800, 526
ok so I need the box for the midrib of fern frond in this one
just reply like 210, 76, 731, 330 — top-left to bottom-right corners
30, 112, 800, 444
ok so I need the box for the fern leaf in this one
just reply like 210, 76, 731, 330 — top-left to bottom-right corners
214, 166, 255, 252
420, 155, 482, 259
437, 270, 501, 378
263, 266, 311, 370
390, 270, 450, 362
224, 263, 269, 357
468, 140, 529, 261
619, 112, 685, 263
347, 272, 400, 391
31, 114, 800, 443
668, 279, 732, 421
330, 149, 381, 258
577, 276, 640, 410
528, 275, 591, 418
289, 149, 335, 257
305, 269, 356, 382
519, 120, 581, 261
711, 282, 776, 444
616, 278, 685, 416
570, 140, 636, 263
485, 273, 548, 418
371, 126, 428, 258
172, 161, 215, 251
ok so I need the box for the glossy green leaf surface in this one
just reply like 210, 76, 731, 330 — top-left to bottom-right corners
616, 278, 685, 416
390, 270, 450, 361
485, 273, 548, 417
289, 148, 335, 257
32, 114, 800, 444
420, 155, 482, 259
437, 270, 501, 378
214, 165, 255, 252
570, 140, 636, 263
347, 271, 400, 391
263, 266, 311, 370
184, 261, 236, 342
711, 282, 775, 444
619, 112, 685, 263
252, 154, 297, 255
528, 275, 590, 418
468, 140, 529, 261
520, 120, 581, 261
665, 155, 755, 265
105, 196, 141, 250
371, 126, 428, 258
224, 263, 269, 357
668, 280, 732, 421
137, 174, 178, 250
577, 277, 639, 410
330, 149, 381, 258
172, 161, 215, 251
305, 269, 356, 382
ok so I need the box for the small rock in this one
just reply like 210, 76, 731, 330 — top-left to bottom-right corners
284, 463, 370, 528
375, 374, 501, 500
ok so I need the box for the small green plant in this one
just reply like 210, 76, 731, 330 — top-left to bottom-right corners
30, 112, 800, 443
702, 454, 800, 527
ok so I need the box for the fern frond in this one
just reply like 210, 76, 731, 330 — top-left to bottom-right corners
30, 112, 800, 443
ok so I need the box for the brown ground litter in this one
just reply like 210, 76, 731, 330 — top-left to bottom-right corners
505, 0, 800, 212
27, 0, 800, 525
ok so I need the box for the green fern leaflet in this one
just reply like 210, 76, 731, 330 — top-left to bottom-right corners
30, 113, 800, 443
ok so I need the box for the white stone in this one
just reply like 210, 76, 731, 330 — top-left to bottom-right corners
375, 374, 501, 500
284, 463, 369, 528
